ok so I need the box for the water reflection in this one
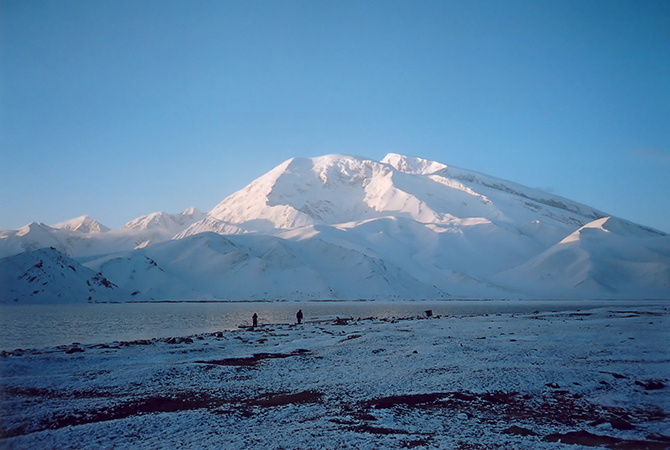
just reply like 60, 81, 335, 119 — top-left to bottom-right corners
0, 299, 651, 351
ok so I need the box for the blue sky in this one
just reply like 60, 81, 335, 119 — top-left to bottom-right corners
1, 0, 669, 233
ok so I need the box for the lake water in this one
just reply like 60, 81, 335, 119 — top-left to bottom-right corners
0, 299, 658, 351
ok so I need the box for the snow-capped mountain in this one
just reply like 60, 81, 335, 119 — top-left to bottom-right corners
120, 207, 205, 249
52, 215, 110, 234
1, 153, 668, 303
492, 216, 670, 297
0, 247, 139, 304
0, 207, 205, 260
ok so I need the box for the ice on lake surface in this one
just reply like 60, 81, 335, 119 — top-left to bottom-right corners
0, 299, 654, 351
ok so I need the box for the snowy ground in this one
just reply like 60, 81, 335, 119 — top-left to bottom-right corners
1, 304, 669, 449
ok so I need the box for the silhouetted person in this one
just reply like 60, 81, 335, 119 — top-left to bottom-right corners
296, 309, 303, 324
252, 313, 258, 328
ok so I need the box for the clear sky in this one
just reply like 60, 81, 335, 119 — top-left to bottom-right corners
1, 0, 669, 233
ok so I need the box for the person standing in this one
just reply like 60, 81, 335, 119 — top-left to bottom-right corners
296, 309, 303, 324
252, 313, 258, 328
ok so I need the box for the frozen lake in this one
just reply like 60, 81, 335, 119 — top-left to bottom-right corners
0, 299, 662, 351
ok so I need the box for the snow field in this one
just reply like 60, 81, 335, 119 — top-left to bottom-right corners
2, 303, 668, 449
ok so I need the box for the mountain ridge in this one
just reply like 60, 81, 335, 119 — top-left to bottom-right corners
2, 153, 668, 303
0, 247, 140, 304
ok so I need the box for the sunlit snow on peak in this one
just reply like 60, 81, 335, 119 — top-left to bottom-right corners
382, 153, 448, 175
2, 152, 669, 302
52, 215, 110, 234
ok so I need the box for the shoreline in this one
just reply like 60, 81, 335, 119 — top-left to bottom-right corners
2, 305, 669, 449
3, 299, 667, 353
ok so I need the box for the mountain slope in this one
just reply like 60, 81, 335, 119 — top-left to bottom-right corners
2, 153, 668, 301
492, 217, 670, 298
84, 231, 447, 301
0, 247, 140, 304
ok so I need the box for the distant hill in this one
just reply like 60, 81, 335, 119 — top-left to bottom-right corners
0, 247, 142, 304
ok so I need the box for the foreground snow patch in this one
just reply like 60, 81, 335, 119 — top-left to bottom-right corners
1, 304, 669, 449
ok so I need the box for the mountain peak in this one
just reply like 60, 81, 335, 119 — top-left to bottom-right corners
53, 215, 110, 234
382, 153, 448, 175
561, 216, 666, 244
180, 206, 202, 217
3, 152, 668, 301
15, 222, 52, 237
123, 208, 204, 231
206, 153, 614, 232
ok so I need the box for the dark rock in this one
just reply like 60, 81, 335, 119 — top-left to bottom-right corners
451, 392, 477, 401
647, 433, 670, 443
352, 424, 409, 435
544, 430, 669, 449
589, 417, 636, 430
120, 339, 152, 346
635, 379, 665, 390
544, 430, 620, 446
610, 417, 636, 430
165, 337, 193, 345
369, 393, 446, 409
65, 347, 84, 354
194, 349, 310, 367
503, 425, 538, 436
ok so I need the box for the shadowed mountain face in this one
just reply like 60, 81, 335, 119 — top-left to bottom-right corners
2, 154, 668, 302
0, 247, 139, 304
